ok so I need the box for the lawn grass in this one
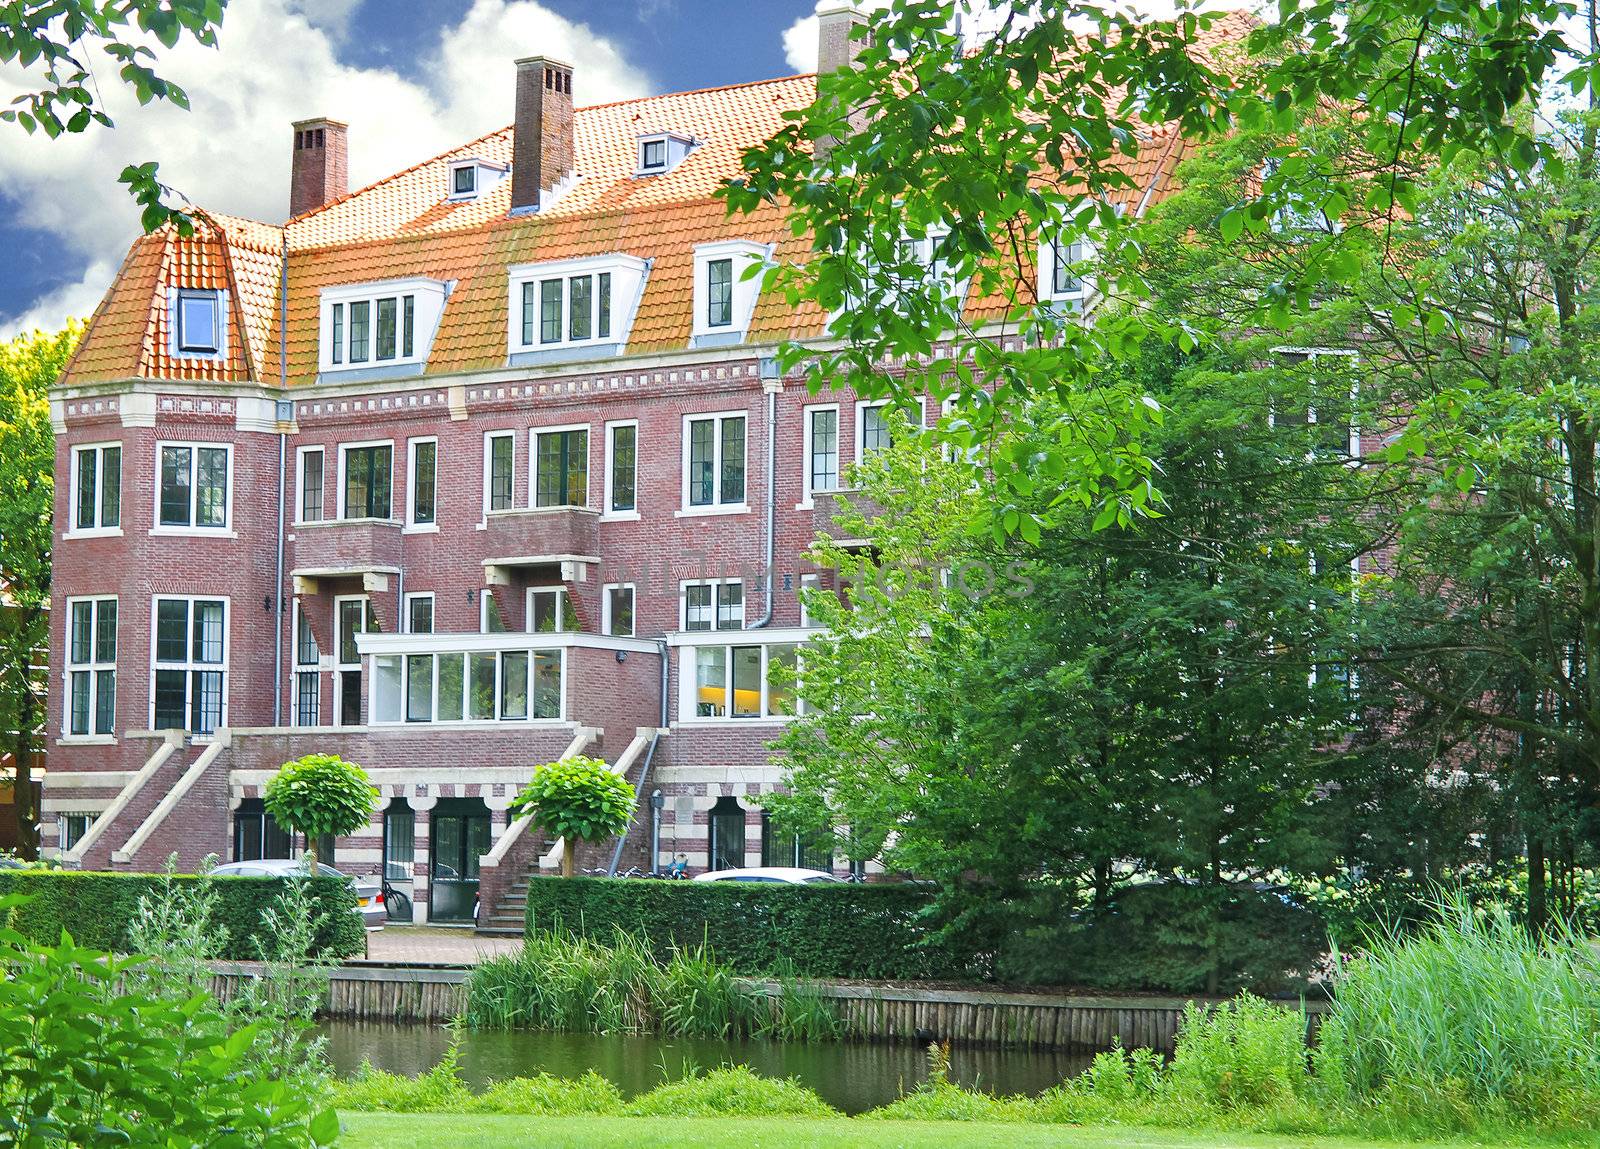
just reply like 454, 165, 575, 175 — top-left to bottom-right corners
335, 1112, 1559, 1149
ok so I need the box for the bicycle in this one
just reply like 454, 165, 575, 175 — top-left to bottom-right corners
381, 875, 412, 922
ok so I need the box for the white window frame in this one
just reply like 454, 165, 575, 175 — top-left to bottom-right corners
153, 441, 234, 535
63, 595, 117, 740
680, 578, 744, 632
506, 254, 647, 354
406, 436, 438, 530
690, 241, 769, 342
799, 404, 841, 507
1269, 347, 1361, 460
525, 586, 577, 634
602, 583, 636, 637
332, 594, 374, 726
603, 419, 640, 521
404, 592, 436, 635
295, 445, 326, 524
369, 642, 566, 726
337, 439, 396, 522
149, 595, 229, 736
67, 441, 122, 538
531, 422, 591, 510
480, 590, 508, 634
674, 632, 806, 723
678, 410, 749, 517
798, 573, 821, 628
855, 400, 894, 464
1037, 233, 1094, 305
483, 430, 518, 519
170, 288, 226, 361
291, 599, 322, 728
638, 135, 669, 173
318, 278, 446, 374
634, 130, 695, 176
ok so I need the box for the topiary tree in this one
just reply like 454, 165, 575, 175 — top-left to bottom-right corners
509, 756, 636, 878
263, 754, 377, 864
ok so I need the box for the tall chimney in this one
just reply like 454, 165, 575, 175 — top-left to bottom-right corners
511, 57, 575, 215
289, 117, 348, 218
815, 4, 868, 162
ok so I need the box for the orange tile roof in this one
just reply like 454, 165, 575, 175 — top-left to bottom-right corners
62, 12, 1253, 389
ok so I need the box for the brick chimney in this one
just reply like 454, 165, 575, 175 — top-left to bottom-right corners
815, 4, 868, 162
289, 117, 348, 218
511, 57, 575, 215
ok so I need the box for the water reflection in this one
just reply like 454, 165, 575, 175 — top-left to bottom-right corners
319, 1021, 1091, 1115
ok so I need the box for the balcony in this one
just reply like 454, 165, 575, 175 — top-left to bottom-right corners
291, 518, 403, 593
483, 507, 601, 583
811, 490, 883, 545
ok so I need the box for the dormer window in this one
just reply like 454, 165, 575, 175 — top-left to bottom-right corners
507, 255, 649, 361
1038, 231, 1095, 308
690, 241, 769, 347
452, 165, 476, 197
634, 129, 697, 177
319, 278, 449, 375
446, 157, 507, 202
172, 289, 224, 359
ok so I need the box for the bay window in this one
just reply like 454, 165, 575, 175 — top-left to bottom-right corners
689, 641, 800, 720
372, 645, 562, 725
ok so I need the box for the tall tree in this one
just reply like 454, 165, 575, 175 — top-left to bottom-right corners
0, 323, 78, 858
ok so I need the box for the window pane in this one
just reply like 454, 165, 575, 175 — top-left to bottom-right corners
75, 449, 97, 530
597, 273, 611, 338
192, 670, 223, 734
192, 601, 224, 664
610, 425, 636, 512
521, 282, 536, 346
94, 600, 116, 663
332, 303, 344, 365
100, 447, 120, 528
468, 652, 497, 720
688, 419, 714, 506
373, 655, 402, 723
500, 651, 528, 719
406, 654, 433, 722
862, 406, 891, 453
569, 275, 592, 341
69, 601, 92, 664
402, 295, 415, 358
153, 669, 187, 730
685, 584, 712, 631
177, 291, 218, 353
69, 671, 90, 736
540, 280, 562, 344
155, 600, 189, 663
384, 806, 415, 880
809, 409, 838, 490
454, 165, 475, 194
338, 600, 366, 664
196, 448, 228, 527
530, 590, 564, 634
768, 644, 797, 716
94, 669, 116, 734
536, 430, 587, 508
720, 417, 745, 503
412, 441, 436, 524
408, 596, 434, 635
295, 671, 320, 726
708, 258, 733, 327
437, 653, 465, 722
1053, 239, 1082, 295
349, 300, 370, 363
490, 435, 514, 510
295, 609, 319, 664
301, 451, 324, 521
533, 652, 561, 719
607, 586, 634, 636
732, 646, 761, 717
375, 297, 397, 361
159, 446, 192, 526
695, 647, 727, 717
717, 582, 743, 630
482, 593, 507, 634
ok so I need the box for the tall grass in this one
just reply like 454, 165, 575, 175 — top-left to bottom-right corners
464, 927, 843, 1041
1316, 894, 1600, 1128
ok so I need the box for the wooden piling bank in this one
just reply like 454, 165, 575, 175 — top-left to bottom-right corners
209, 962, 1327, 1052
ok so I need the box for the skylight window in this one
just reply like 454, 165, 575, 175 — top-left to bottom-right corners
176, 290, 221, 355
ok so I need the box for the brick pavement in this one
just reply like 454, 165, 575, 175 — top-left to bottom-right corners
356, 925, 523, 966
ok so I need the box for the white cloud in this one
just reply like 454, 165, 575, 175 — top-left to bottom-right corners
0, 0, 650, 337
0, 260, 118, 341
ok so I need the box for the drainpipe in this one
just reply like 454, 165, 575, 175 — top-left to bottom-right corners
749, 357, 781, 629
272, 232, 290, 728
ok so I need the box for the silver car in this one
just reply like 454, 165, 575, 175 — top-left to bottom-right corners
210, 858, 385, 929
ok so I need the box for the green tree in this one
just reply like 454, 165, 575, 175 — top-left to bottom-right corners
0, 323, 78, 860
509, 756, 636, 878
263, 753, 377, 861
1, 0, 228, 231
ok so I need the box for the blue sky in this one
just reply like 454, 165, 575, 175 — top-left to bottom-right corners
0, 0, 823, 337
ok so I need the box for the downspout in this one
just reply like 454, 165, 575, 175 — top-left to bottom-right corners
272, 231, 290, 728
749, 358, 781, 628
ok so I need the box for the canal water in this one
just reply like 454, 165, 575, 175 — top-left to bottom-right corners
320, 1021, 1093, 1114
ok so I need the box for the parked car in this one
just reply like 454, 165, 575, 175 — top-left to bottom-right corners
210, 859, 385, 929
692, 867, 843, 885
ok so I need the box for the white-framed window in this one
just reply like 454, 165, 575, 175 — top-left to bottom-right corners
684, 640, 800, 720
640, 137, 667, 172
533, 424, 589, 508
802, 405, 840, 500
319, 278, 447, 373
339, 440, 394, 520
173, 288, 224, 358
604, 420, 638, 517
855, 400, 893, 461
334, 596, 377, 726
151, 596, 227, 735
59, 812, 93, 850
691, 241, 767, 342
292, 600, 321, 728
372, 645, 563, 725
408, 437, 437, 527
64, 596, 116, 737
895, 228, 965, 306
634, 129, 696, 176
682, 579, 743, 632
1271, 348, 1360, 459
682, 412, 747, 511
603, 584, 635, 637
480, 591, 508, 634
296, 446, 325, 523
484, 431, 516, 514
1039, 234, 1092, 304
156, 442, 231, 531
69, 442, 121, 535
451, 163, 477, 197
405, 593, 435, 635
526, 586, 578, 634
507, 255, 648, 355
798, 572, 821, 628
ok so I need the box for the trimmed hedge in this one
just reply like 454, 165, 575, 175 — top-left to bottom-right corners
521, 876, 978, 979
0, 870, 366, 960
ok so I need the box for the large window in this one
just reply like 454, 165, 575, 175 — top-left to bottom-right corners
534, 427, 588, 508
409, 438, 437, 526
689, 641, 798, 720
297, 447, 325, 522
527, 587, 578, 634
71, 444, 121, 533
520, 273, 612, 348
606, 422, 637, 515
683, 580, 743, 631
342, 443, 393, 520
157, 443, 230, 530
804, 407, 839, 496
152, 597, 226, 735
604, 584, 635, 637
65, 597, 116, 736
372, 647, 562, 725
485, 432, 515, 513
293, 603, 320, 727
321, 280, 445, 372
685, 413, 745, 509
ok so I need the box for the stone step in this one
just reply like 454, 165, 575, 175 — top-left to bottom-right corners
475, 926, 522, 937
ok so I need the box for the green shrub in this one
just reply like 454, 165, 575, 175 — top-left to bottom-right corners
1315, 895, 1600, 1130
623, 1066, 840, 1118
265, 753, 379, 844
330, 1055, 473, 1113
521, 875, 974, 979
0, 869, 364, 959
510, 756, 636, 878
469, 1071, 624, 1115
864, 1044, 1017, 1122
1168, 995, 1308, 1110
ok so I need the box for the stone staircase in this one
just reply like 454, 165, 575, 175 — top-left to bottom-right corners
477, 860, 538, 935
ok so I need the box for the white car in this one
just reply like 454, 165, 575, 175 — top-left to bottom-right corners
210, 858, 385, 929
692, 867, 843, 885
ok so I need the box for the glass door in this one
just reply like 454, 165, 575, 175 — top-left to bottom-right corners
429, 799, 490, 921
